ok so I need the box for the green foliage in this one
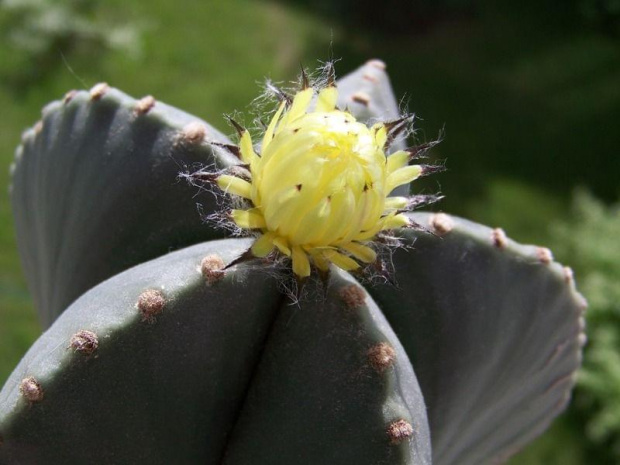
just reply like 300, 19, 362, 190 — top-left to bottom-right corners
553, 191, 620, 458
280, 0, 475, 34
0, 0, 141, 87
579, 0, 620, 36
1, 0, 138, 54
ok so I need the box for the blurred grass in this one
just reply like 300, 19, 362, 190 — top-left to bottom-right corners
1, 0, 619, 463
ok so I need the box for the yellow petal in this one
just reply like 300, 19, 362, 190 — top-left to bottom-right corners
281, 88, 313, 126
216, 175, 252, 199
262, 183, 305, 233
374, 124, 388, 149
352, 225, 382, 241
386, 150, 409, 174
292, 245, 311, 278
239, 131, 259, 167
386, 165, 422, 192
310, 251, 330, 272
251, 232, 276, 257
384, 196, 408, 210
323, 249, 360, 271
312, 189, 356, 244
340, 242, 376, 263
315, 86, 338, 113
381, 213, 410, 230
262, 101, 286, 150
273, 236, 291, 256
230, 209, 266, 229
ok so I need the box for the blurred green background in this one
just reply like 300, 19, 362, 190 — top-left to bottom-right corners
0, 0, 619, 463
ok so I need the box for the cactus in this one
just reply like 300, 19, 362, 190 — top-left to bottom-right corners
9, 83, 236, 328
1, 61, 585, 464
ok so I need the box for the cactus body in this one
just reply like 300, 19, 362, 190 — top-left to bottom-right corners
0, 239, 430, 465
2, 61, 586, 464
11, 86, 236, 328
372, 213, 585, 464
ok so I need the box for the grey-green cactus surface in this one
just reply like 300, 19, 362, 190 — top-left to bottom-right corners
0, 239, 431, 464
10, 85, 237, 329
1, 61, 586, 465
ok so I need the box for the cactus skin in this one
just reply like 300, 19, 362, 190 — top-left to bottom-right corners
11, 86, 237, 329
0, 216, 584, 464
370, 213, 586, 465
221, 269, 430, 465
3, 61, 586, 464
0, 239, 431, 465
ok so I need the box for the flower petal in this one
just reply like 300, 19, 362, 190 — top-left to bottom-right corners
251, 232, 277, 257
230, 209, 266, 229
281, 88, 313, 126
384, 196, 409, 211
386, 150, 409, 174
262, 101, 286, 150
217, 175, 252, 199
315, 87, 338, 113
322, 249, 360, 271
239, 131, 259, 167
386, 165, 422, 193
340, 242, 377, 263
291, 245, 311, 278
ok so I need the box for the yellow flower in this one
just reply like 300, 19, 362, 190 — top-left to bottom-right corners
202, 69, 440, 280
